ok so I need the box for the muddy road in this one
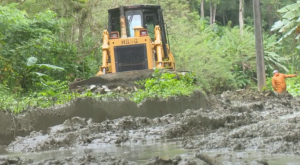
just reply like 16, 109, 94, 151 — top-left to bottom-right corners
2, 90, 300, 164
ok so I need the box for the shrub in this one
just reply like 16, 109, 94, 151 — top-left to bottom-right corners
131, 69, 201, 104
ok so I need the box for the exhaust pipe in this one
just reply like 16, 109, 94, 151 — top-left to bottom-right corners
120, 6, 127, 38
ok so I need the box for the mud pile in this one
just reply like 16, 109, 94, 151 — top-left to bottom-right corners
184, 90, 300, 155
3, 89, 300, 164
7, 108, 240, 152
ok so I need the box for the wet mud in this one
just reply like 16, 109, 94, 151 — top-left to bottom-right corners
0, 153, 216, 165
2, 90, 300, 164
183, 90, 300, 155
0, 153, 139, 165
0, 91, 207, 145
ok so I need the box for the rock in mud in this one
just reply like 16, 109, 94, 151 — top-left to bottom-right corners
194, 152, 223, 165
144, 155, 208, 165
71, 84, 136, 95
250, 159, 269, 165
0, 157, 33, 165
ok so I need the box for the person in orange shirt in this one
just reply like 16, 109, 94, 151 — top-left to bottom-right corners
272, 70, 298, 94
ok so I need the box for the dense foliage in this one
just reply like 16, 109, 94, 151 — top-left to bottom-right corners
1, 0, 300, 113
132, 70, 200, 103
0, 4, 78, 93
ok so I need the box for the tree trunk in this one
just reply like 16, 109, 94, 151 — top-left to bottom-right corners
200, 0, 204, 18
209, 1, 217, 25
209, 1, 213, 25
239, 0, 244, 35
253, 0, 266, 91
78, 23, 84, 49
78, 9, 88, 50
268, 4, 273, 34
223, 12, 225, 25
212, 3, 216, 24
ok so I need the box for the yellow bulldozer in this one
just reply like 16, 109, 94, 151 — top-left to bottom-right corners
70, 4, 176, 89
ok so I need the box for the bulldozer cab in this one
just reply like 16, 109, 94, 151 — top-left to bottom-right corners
108, 5, 167, 42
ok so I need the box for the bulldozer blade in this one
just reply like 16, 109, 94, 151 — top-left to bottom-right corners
69, 69, 155, 90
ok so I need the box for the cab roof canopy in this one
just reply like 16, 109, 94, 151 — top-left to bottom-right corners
108, 4, 162, 12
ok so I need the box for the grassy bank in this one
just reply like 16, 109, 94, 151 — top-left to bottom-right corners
0, 70, 202, 114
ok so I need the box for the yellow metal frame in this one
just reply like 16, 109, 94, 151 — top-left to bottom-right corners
97, 25, 175, 76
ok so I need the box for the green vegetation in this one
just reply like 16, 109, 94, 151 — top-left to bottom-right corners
0, 70, 198, 113
0, 4, 78, 92
1, 0, 300, 113
131, 70, 200, 103
287, 77, 300, 96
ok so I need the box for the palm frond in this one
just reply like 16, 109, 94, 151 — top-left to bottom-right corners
278, 26, 297, 43
282, 9, 300, 20
271, 19, 289, 31
278, 2, 300, 14
295, 33, 300, 40
279, 20, 296, 33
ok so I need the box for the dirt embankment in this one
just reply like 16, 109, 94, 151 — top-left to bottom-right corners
0, 91, 207, 145
2, 90, 300, 165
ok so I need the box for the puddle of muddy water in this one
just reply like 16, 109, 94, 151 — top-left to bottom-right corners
204, 150, 300, 165
0, 141, 190, 163
2, 142, 300, 164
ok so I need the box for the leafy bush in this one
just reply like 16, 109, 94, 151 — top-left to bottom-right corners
35, 79, 68, 97
265, 77, 273, 91
131, 69, 201, 104
0, 4, 78, 91
0, 84, 10, 96
286, 76, 300, 96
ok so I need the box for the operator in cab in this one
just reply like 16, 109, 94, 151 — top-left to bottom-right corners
272, 70, 298, 94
